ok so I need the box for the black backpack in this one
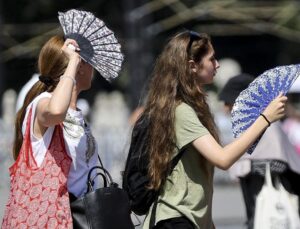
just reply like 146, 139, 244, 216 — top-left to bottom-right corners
122, 114, 184, 216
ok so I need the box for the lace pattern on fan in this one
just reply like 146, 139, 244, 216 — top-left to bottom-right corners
231, 64, 300, 154
58, 9, 124, 81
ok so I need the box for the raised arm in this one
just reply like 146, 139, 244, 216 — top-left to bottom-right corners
36, 39, 81, 128
193, 93, 287, 170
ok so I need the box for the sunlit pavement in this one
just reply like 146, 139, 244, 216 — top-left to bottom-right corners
213, 184, 247, 229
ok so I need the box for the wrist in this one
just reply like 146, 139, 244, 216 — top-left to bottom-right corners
69, 55, 81, 65
260, 113, 271, 127
60, 75, 76, 86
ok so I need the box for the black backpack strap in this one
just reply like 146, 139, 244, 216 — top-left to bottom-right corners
149, 147, 186, 228
149, 196, 159, 228
170, 147, 185, 174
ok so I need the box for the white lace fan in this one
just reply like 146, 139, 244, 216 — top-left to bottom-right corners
58, 9, 124, 81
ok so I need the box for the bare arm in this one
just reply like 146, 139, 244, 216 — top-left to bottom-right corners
193, 93, 287, 170
36, 39, 81, 128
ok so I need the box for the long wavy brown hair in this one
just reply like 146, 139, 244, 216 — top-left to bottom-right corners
13, 35, 68, 160
144, 31, 220, 190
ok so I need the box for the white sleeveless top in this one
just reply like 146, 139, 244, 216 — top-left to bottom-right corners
22, 92, 99, 197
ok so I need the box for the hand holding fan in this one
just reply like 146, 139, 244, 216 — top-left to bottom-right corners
231, 64, 300, 154
58, 9, 124, 81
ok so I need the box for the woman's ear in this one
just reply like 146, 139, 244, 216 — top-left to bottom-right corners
188, 60, 198, 73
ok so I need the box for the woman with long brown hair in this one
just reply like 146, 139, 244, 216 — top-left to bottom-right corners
2, 36, 99, 228
141, 31, 287, 228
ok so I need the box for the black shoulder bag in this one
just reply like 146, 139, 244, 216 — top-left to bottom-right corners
70, 154, 134, 229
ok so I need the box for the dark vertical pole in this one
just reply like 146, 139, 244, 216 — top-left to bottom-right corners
122, 0, 153, 110
0, 2, 4, 116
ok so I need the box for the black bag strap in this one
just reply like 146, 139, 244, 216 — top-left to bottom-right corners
170, 147, 186, 174
97, 153, 112, 183
86, 165, 114, 192
97, 154, 104, 170
85, 151, 116, 193
89, 172, 108, 189
149, 147, 186, 228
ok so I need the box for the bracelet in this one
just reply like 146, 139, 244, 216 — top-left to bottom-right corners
260, 113, 271, 127
60, 75, 76, 85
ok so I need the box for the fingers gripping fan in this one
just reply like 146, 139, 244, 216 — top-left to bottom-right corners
58, 9, 124, 81
231, 64, 300, 154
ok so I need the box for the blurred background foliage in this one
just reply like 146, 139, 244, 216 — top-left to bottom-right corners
1, 0, 300, 113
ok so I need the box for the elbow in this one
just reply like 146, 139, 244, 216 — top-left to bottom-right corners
51, 109, 65, 118
45, 109, 67, 124
48, 106, 67, 118
215, 159, 232, 170
216, 164, 231, 170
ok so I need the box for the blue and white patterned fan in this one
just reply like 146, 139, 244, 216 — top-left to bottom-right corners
58, 9, 124, 81
231, 64, 300, 154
